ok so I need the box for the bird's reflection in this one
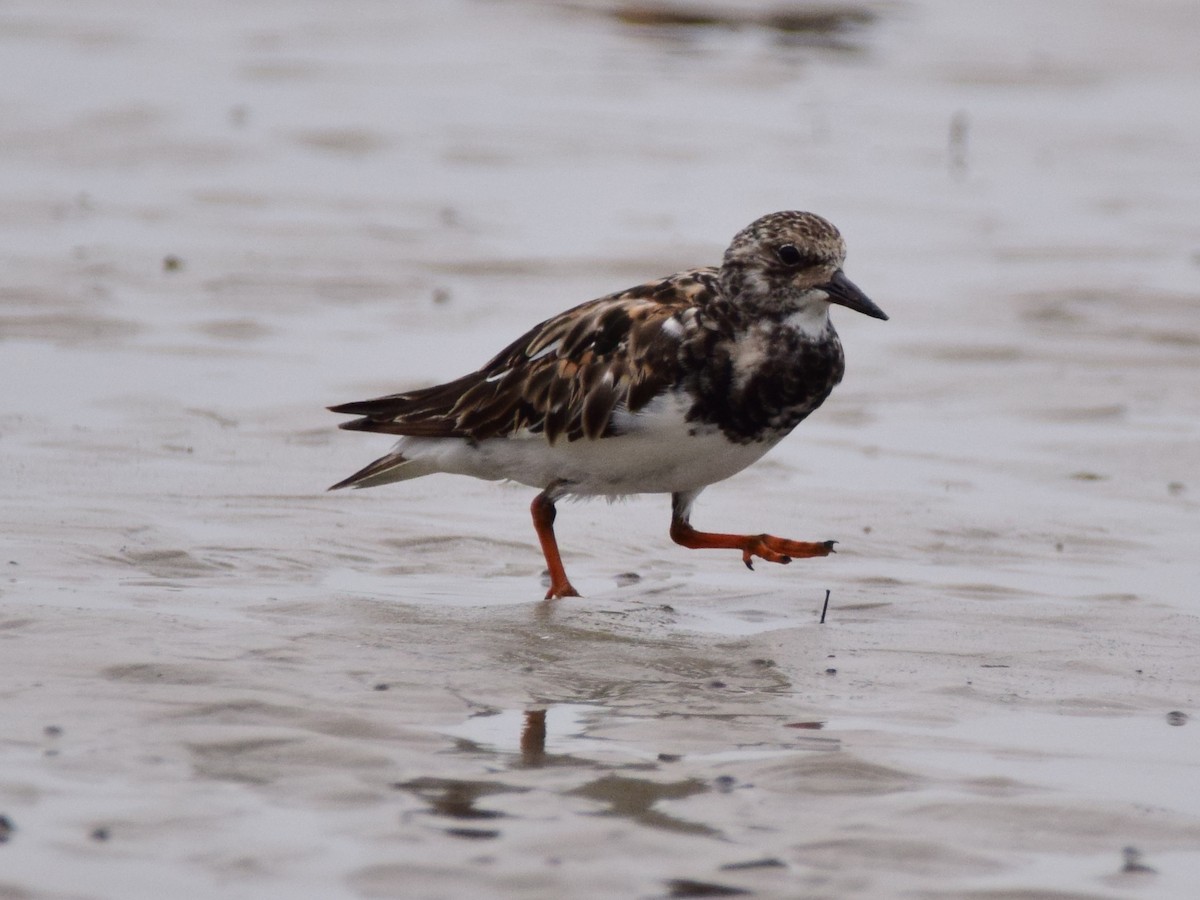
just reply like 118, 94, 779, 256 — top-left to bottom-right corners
520, 708, 547, 766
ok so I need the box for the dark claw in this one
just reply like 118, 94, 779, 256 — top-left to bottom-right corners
824, 541, 838, 553
780, 556, 792, 564
744, 558, 754, 571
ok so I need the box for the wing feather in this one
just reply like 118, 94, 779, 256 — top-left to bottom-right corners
329, 268, 719, 442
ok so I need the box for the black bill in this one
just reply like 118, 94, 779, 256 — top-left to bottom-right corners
821, 269, 888, 320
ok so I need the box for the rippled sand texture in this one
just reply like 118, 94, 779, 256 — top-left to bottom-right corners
3, 0, 1200, 897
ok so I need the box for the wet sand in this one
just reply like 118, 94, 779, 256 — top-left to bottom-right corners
3, 0, 1200, 897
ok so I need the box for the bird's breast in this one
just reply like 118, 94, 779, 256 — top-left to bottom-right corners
684, 322, 845, 443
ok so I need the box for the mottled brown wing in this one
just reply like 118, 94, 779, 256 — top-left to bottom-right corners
330, 269, 718, 443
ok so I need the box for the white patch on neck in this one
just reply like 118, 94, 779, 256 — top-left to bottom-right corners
783, 295, 832, 339
729, 328, 771, 392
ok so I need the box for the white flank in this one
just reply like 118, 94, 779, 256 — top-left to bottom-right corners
389, 389, 777, 498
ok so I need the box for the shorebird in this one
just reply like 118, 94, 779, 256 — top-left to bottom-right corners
330, 211, 887, 598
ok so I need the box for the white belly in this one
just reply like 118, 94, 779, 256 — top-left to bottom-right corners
396, 391, 779, 497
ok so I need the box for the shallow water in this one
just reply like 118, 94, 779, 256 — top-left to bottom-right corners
3, 0, 1200, 897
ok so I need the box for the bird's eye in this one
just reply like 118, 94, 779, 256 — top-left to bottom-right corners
776, 244, 807, 266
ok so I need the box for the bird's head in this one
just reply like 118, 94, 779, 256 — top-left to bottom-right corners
719, 211, 887, 327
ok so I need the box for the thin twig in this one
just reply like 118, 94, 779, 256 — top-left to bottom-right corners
819, 589, 831, 624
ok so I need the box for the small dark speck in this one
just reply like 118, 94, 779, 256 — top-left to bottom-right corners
8, 560, 17, 565
1135, 669, 1143, 675
44, 725, 63, 738
614, 571, 641, 587
750, 658, 774, 668
708, 680, 727, 689
0, 815, 13, 843
948, 109, 969, 176
90, 827, 110, 842
825, 667, 837, 675
1166, 710, 1188, 726
720, 857, 786, 871
862, 525, 872, 534
666, 878, 751, 897
713, 775, 737, 793
659, 604, 675, 613
162, 255, 184, 272
1055, 542, 1064, 552
657, 753, 682, 763
445, 827, 499, 840
1167, 481, 1185, 496
827, 654, 836, 659
373, 683, 389, 691
1122, 845, 1156, 874
432, 287, 452, 305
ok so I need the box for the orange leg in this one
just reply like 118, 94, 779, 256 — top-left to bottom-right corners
530, 490, 580, 599
669, 492, 835, 570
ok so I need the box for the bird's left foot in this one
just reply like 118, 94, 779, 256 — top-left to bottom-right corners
670, 519, 837, 570
739, 536, 837, 569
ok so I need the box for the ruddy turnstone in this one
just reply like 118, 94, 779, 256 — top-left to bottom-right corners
330, 211, 887, 599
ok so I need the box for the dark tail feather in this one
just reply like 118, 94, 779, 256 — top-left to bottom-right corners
328, 398, 397, 417
328, 375, 485, 437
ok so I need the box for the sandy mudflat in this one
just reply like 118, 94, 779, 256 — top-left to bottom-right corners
2, 0, 1200, 897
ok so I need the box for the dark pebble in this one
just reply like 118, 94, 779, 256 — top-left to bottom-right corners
445, 827, 499, 840
665, 878, 751, 897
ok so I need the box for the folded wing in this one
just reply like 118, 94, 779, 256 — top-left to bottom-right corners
329, 270, 717, 445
